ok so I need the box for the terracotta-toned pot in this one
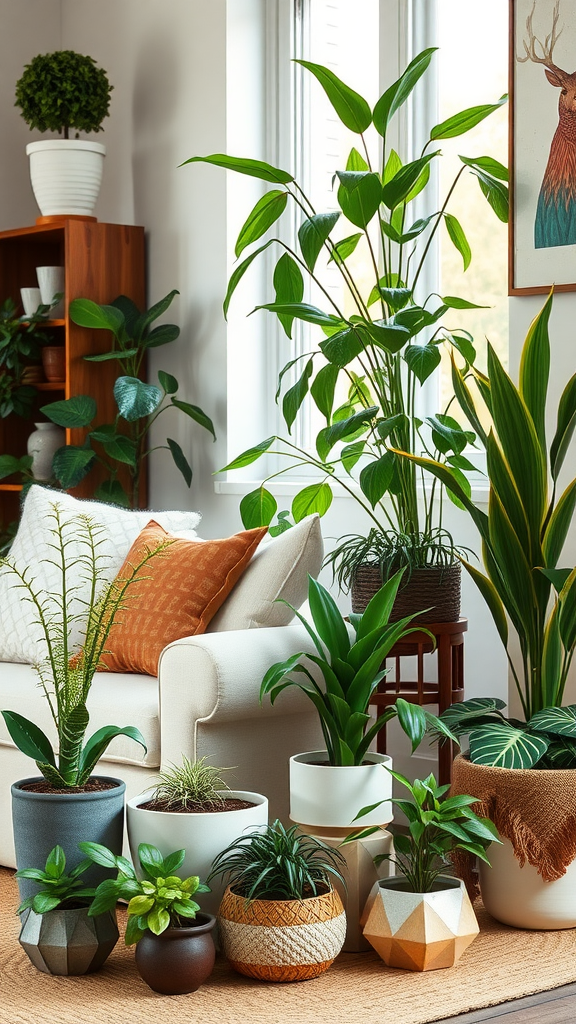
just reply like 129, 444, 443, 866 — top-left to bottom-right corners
134, 914, 216, 994
41, 346, 66, 381
218, 885, 346, 982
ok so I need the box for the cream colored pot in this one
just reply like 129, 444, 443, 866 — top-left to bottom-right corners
479, 838, 576, 930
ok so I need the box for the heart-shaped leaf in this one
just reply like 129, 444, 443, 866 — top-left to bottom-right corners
114, 377, 162, 421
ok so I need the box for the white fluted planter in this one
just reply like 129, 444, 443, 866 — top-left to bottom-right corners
26, 140, 106, 218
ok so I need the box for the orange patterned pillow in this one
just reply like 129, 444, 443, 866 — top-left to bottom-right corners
98, 520, 268, 676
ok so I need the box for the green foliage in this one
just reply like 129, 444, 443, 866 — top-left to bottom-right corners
15, 845, 97, 916
80, 842, 209, 945
0, 506, 164, 787
208, 819, 346, 902
345, 769, 500, 893
149, 756, 233, 811
42, 291, 215, 507
188, 52, 508, 580
15, 51, 112, 137
260, 573, 455, 765
0, 297, 54, 419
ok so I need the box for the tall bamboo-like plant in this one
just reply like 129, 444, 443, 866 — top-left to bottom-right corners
1, 506, 169, 787
184, 50, 508, 579
399, 293, 576, 769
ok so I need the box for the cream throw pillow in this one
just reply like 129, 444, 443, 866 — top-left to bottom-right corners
207, 514, 323, 632
0, 485, 202, 665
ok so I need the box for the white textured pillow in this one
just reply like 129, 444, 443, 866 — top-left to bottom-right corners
0, 486, 202, 665
207, 514, 323, 632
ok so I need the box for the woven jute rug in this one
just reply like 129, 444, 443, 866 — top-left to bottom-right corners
2, 868, 576, 1024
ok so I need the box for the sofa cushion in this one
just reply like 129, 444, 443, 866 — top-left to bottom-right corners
0, 486, 202, 665
98, 521, 269, 676
0, 662, 160, 768
207, 514, 323, 632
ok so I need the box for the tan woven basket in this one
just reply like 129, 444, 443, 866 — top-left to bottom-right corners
351, 561, 461, 623
218, 886, 346, 982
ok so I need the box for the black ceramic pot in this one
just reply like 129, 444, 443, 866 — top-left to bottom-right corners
12, 776, 126, 902
19, 906, 119, 975
135, 914, 217, 994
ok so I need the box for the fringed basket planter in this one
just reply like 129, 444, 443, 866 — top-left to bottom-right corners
351, 562, 461, 622
218, 885, 346, 982
451, 753, 576, 930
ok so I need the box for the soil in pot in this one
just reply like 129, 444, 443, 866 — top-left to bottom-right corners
134, 914, 216, 994
20, 778, 118, 795
351, 562, 461, 622
138, 797, 256, 813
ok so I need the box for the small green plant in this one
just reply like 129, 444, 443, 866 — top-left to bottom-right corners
208, 819, 346, 901
260, 572, 454, 765
16, 845, 97, 915
15, 51, 112, 138
0, 505, 169, 788
345, 769, 500, 893
0, 297, 54, 419
149, 756, 232, 811
42, 290, 215, 507
80, 841, 210, 945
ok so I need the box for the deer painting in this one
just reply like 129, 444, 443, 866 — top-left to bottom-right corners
518, 0, 576, 249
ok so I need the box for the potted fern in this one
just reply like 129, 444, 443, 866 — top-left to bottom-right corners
15, 50, 112, 219
126, 756, 268, 917
2, 503, 165, 900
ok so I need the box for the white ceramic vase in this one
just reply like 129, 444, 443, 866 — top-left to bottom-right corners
289, 751, 393, 830
26, 140, 106, 218
27, 422, 65, 481
126, 789, 268, 918
36, 266, 65, 318
479, 837, 576, 930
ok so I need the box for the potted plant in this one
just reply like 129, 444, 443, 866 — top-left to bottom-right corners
15, 844, 119, 976
209, 819, 346, 982
126, 756, 268, 917
41, 290, 215, 508
352, 769, 499, 971
15, 50, 113, 219
401, 292, 576, 929
2, 504, 165, 899
81, 840, 215, 995
186, 49, 508, 618
260, 571, 452, 830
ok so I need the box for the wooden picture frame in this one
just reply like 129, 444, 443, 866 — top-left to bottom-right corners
509, 0, 576, 294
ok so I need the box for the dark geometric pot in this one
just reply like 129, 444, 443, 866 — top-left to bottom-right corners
134, 914, 217, 994
351, 562, 461, 623
12, 776, 126, 902
19, 906, 119, 975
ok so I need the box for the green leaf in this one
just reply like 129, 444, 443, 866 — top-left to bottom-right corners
52, 446, 96, 489
255, 302, 344, 330
84, 348, 139, 363
471, 168, 509, 222
45, 845, 65, 879
181, 153, 293, 184
69, 298, 125, 336
171, 398, 216, 440
147, 907, 171, 935
133, 290, 179, 339
292, 482, 333, 522
97, 433, 137, 467
329, 233, 362, 265
41, 394, 97, 428
273, 253, 304, 337
158, 370, 178, 395
359, 453, 395, 507
341, 440, 366, 473
235, 190, 288, 257
468, 722, 548, 769
530, 705, 576, 739
551, 373, 576, 481
78, 842, 120, 870
442, 295, 487, 310
94, 480, 130, 507
298, 212, 340, 272
167, 438, 192, 487
444, 213, 471, 271
114, 377, 161, 421
320, 327, 364, 367
0, 711, 56, 766
0, 454, 29, 480
460, 155, 508, 181
240, 487, 277, 529
461, 559, 508, 649
542, 478, 576, 569
219, 436, 275, 472
310, 363, 339, 422
78, 726, 147, 781
321, 406, 378, 454
427, 415, 468, 455
294, 59, 372, 133
373, 48, 436, 135
382, 154, 438, 210
144, 323, 181, 349
431, 96, 507, 139
283, 358, 314, 433
396, 699, 427, 753
32, 893, 61, 914
336, 172, 382, 229
439, 697, 507, 734
223, 241, 274, 319
404, 343, 441, 384
308, 576, 350, 660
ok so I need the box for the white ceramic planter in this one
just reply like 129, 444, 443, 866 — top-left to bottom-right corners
26, 140, 106, 217
479, 837, 576, 930
126, 789, 268, 918
289, 751, 393, 830
27, 422, 65, 481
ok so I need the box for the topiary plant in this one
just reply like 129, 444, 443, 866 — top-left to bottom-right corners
15, 50, 112, 138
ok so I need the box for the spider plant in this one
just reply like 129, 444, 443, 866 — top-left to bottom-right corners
148, 756, 233, 812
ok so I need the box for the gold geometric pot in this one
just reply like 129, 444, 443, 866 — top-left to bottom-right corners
363, 876, 479, 971
218, 885, 346, 982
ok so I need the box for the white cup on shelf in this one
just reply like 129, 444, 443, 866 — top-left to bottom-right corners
36, 266, 65, 319
20, 287, 43, 318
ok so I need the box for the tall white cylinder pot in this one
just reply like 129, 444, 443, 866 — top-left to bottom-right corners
479, 838, 576, 930
27, 422, 65, 481
289, 751, 393, 830
26, 140, 106, 218
126, 790, 268, 918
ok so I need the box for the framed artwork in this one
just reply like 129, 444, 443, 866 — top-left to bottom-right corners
509, 0, 576, 294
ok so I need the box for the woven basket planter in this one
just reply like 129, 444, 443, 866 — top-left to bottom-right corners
218, 885, 346, 982
351, 562, 461, 623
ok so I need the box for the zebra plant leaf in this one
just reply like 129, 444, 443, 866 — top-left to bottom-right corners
439, 697, 507, 735
529, 705, 576, 738
468, 723, 549, 769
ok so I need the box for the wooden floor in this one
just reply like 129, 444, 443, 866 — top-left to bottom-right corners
437, 983, 576, 1023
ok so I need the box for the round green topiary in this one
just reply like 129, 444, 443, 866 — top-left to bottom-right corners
15, 50, 113, 138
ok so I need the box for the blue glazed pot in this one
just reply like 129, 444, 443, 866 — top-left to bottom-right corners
12, 776, 125, 902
